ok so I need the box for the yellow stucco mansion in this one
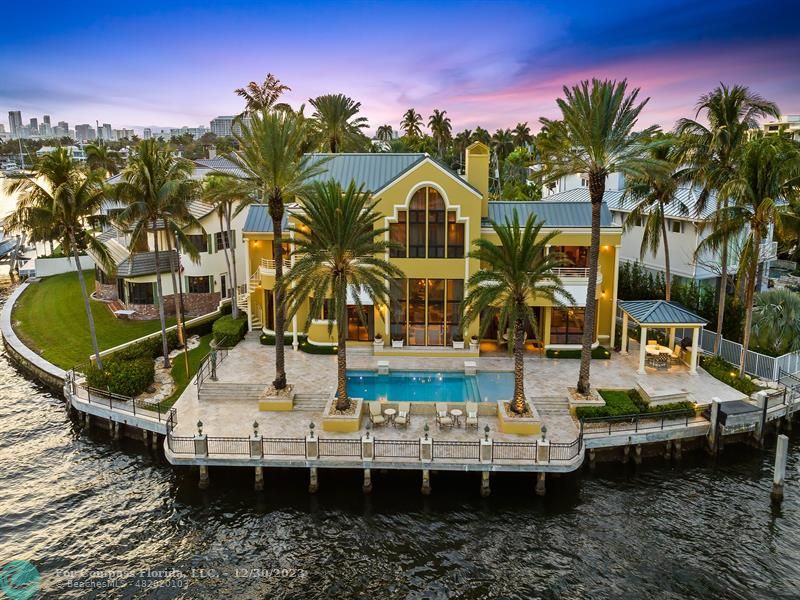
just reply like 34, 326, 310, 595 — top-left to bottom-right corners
241, 143, 622, 354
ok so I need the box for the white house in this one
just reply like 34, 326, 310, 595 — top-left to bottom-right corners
543, 175, 777, 290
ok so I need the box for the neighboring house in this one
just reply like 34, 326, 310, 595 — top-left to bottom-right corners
241, 143, 622, 353
543, 183, 778, 289
761, 115, 800, 141
90, 158, 249, 319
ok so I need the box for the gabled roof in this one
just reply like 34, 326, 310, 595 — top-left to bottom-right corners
305, 153, 427, 192
544, 186, 716, 221
618, 300, 708, 326
485, 201, 618, 229
116, 249, 179, 277
194, 157, 248, 179
242, 204, 290, 233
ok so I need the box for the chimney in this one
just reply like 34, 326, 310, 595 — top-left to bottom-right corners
207, 145, 217, 159
465, 142, 490, 216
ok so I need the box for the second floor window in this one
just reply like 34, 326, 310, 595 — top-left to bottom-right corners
391, 187, 465, 259
186, 234, 208, 253
214, 230, 235, 251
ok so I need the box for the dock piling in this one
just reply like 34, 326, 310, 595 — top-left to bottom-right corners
634, 444, 642, 465
421, 469, 431, 495
254, 466, 264, 491
362, 468, 372, 494
664, 440, 672, 460
480, 471, 490, 497
308, 467, 319, 494
674, 440, 682, 461
535, 472, 546, 496
771, 434, 789, 504
198, 465, 210, 490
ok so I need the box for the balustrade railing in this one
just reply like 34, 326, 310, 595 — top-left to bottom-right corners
581, 409, 699, 436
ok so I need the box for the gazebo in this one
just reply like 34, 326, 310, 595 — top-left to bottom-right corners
618, 300, 708, 375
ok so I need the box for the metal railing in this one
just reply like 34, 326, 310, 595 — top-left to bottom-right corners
549, 437, 583, 461
374, 439, 421, 459
492, 440, 538, 461
581, 409, 700, 436
195, 337, 232, 391
69, 373, 175, 423
260, 258, 292, 272
166, 435, 195, 454
263, 438, 307, 457
207, 436, 251, 455
432, 440, 481, 460
318, 438, 362, 458
551, 267, 591, 278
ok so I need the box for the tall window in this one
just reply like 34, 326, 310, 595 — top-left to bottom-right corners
552, 246, 588, 268
390, 278, 464, 346
391, 187, 464, 258
446, 279, 464, 342
389, 278, 406, 341
550, 308, 585, 344
347, 306, 374, 341
186, 234, 208, 253
128, 282, 154, 304
214, 230, 235, 251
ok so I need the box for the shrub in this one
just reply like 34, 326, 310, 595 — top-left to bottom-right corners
299, 339, 337, 355
699, 355, 761, 395
546, 346, 611, 359
85, 356, 155, 397
212, 315, 248, 346
576, 388, 696, 419
260, 333, 276, 345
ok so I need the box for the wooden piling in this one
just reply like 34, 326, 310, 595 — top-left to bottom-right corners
535, 472, 546, 496
771, 434, 789, 504
254, 466, 264, 491
421, 469, 431, 495
634, 445, 642, 465
308, 467, 319, 494
198, 465, 210, 490
362, 468, 372, 494
480, 471, 490, 497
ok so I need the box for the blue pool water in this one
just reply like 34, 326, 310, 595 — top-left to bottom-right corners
346, 370, 514, 402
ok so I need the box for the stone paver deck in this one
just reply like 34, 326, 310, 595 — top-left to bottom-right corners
171, 334, 745, 445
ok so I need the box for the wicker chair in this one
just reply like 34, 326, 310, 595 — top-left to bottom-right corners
436, 402, 453, 429
368, 401, 386, 426
395, 402, 410, 428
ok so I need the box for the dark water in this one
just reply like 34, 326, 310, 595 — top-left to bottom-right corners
1, 282, 799, 599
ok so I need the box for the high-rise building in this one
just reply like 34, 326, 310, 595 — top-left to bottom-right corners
143, 128, 152, 140
101, 123, 112, 141
57, 120, 68, 131
0, 124, 5, 134
29, 118, 38, 132
210, 115, 248, 137
8, 111, 22, 135
75, 124, 96, 141
43, 115, 51, 126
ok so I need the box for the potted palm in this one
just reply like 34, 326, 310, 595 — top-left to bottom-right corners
392, 335, 404, 348
373, 333, 384, 348
469, 335, 479, 352
452, 332, 465, 349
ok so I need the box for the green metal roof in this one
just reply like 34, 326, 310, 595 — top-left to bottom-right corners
485, 201, 618, 229
618, 300, 708, 326
305, 153, 426, 192
242, 204, 289, 233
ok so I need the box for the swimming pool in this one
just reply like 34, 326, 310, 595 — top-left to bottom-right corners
345, 370, 514, 403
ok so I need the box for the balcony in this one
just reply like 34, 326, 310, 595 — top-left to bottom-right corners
551, 267, 603, 307
259, 258, 292, 275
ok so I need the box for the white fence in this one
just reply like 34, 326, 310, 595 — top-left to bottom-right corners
699, 330, 800, 381
33, 255, 96, 277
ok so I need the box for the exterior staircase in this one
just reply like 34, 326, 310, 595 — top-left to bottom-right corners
237, 271, 262, 330
198, 382, 268, 402
293, 394, 330, 412
531, 396, 572, 416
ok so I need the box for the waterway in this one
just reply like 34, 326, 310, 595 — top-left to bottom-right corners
0, 278, 799, 599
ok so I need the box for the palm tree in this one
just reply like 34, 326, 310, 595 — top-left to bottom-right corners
375, 124, 394, 142
539, 79, 665, 395
401, 109, 423, 138
427, 109, 452, 157
491, 128, 515, 163
115, 139, 197, 369
513, 122, 533, 148
282, 181, 404, 411
235, 73, 292, 114
229, 110, 327, 390
751, 288, 800, 356
473, 127, 491, 146
700, 135, 800, 377
461, 211, 574, 413
202, 174, 251, 319
309, 93, 369, 153
84, 143, 121, 176
676, 84, 779, 353
622, 132, 684, 300
6, 150, 113, 367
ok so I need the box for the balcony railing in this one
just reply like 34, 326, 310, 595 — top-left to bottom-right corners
260, 258, 292, 273
551, 267, 591, 278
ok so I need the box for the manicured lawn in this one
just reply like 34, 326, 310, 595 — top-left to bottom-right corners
163, 333, 212, 409
576, 388, 695, 419
12, 271, 175, 369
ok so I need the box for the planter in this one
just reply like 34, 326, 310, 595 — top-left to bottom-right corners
452, 340, 465, 349
391, 339, 404, 348
373, 337, 384, 348
469, 339, 479, 352
322, 397, 364, 432
258, 384, 296, 411
495, 399, 542, 435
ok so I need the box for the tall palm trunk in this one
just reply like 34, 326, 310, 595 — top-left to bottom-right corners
713, 196, 730, 353
577, 173, 603, 395
270, 190, 287, 390
511, 317, 526, 414
152, 222, 171, 369
335, 289, 349, 411
218, 212, 237, 319
738, 230, 761, 378
660, 201, 672, 301
165, 232, 185, 344
226, 205, 239, 320
71, 237, 103, 369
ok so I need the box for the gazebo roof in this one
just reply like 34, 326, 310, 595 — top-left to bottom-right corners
618, 300, 708, 327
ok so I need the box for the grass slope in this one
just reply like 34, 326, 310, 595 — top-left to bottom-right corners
12, 271, 175, 369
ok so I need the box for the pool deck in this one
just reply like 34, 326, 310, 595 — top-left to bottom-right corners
170, 334, 745, 448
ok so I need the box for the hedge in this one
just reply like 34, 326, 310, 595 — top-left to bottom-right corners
86, 356, 155, 397
546, 346, 611, 359
114, 330, 180, 361
212, 315, 248, 346
299, 339, 338, 355
576, 388, 695, 419
699, 355, 761, 395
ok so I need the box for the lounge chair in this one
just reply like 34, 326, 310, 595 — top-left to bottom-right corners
395, 402, 410, 428
465, 402, 478, 429
368, 401, 386, 426
436, 402, 453, 429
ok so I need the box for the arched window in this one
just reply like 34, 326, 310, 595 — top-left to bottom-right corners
389, 187, 465, 259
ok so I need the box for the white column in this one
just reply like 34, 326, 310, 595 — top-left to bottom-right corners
668, 327, 676, 350
690, 327, 700, 375
620, 312, 629, 355
638, 326, 648, 374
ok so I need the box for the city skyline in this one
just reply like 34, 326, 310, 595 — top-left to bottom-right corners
1, 0, 798, 134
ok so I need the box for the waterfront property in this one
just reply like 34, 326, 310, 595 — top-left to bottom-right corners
241, 143, 622, 352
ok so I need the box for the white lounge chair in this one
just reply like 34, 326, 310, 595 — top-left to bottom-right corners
368, 401, 386, 426
436, 402, 453, 429
395, 402, 410, 428
465, 402, 478, 429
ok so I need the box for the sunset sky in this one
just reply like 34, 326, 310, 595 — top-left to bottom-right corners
2, 0, 797, 133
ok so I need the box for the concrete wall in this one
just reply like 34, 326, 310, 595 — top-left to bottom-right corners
35, 255, 96, 277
